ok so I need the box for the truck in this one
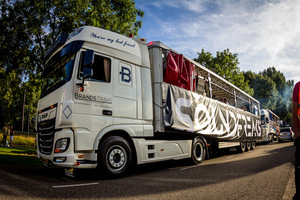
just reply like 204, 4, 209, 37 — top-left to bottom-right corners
36, 26, 261, 177
259, 109, 280, 143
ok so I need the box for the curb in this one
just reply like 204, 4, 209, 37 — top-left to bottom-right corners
282, 169, 296, 200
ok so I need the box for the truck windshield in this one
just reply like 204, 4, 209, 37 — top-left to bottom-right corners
41, 53, 75, 97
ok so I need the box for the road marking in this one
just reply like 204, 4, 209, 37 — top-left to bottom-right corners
52, 182, 99, 188
179, 165, 200, 171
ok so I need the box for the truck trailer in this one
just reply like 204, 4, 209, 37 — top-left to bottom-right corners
36, 26, 261, 177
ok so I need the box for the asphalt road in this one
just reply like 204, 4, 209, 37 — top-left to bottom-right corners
0, 142, 295, 200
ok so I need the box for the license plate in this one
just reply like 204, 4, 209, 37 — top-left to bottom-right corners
41, 158, 49, 167
65, 168, 75, 178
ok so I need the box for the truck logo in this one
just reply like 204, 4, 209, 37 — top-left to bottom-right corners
119, 66, 131, 83
41, 113, 48, 119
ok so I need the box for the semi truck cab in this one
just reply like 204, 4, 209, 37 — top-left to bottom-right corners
36, 26, 155, 171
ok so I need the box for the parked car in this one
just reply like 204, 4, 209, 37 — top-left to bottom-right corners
278, 127, 294, 142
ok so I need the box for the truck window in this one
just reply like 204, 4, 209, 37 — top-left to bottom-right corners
78, 51, 111, 83
41, 53, 76, 98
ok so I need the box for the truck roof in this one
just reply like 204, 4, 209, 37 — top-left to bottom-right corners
47, 26, 150, 68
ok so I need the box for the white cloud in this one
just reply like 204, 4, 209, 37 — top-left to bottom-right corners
137, 0, 300, 82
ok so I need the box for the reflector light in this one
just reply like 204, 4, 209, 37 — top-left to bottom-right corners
54, 149, 61, 153
75, 162, 80, 166
78, 155, 84, 158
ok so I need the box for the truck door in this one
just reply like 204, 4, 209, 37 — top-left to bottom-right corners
113, 60, 138, 120
74, 50, 113, 123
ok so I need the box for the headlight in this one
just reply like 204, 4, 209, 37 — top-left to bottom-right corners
54, 138, 70, 153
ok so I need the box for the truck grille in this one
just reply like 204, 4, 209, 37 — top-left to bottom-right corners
38, 118, 55, 155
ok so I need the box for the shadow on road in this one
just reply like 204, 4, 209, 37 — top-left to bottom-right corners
0, 143, 295, 199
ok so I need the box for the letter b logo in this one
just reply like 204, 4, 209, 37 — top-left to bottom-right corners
120, 66, 131, 83
119, 64, 132, 87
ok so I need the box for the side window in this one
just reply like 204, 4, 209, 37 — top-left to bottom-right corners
78, 51, 111, 83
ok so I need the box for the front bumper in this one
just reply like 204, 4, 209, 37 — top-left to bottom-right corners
37, 128, 97, 169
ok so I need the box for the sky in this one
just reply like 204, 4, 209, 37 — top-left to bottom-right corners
135, 0, 300, 83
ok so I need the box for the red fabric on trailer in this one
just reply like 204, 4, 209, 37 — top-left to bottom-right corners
164, 52, 180, 86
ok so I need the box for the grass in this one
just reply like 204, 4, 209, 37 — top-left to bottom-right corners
0, 132, 42, 166
0, 132, 36, 147
0, 146, 42, 166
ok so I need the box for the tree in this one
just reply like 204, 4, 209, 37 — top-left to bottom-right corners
194, 49, 253, 95
0, 0, 144, 130
243, 68, 294, 125
261, 67, 286, 95
244, 72, 279, 110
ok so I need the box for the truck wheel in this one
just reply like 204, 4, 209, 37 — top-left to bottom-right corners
246, 142, 251, 151
237, 142, 246, 153
270, 135, 274, 143
98, 136, 132, 177
191, 138, 206, 164
251, 142, 256, 150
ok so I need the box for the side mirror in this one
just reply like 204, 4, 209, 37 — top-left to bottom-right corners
84, 49, 94, 67
83, 67, 93, 79
79, 68, 93, 92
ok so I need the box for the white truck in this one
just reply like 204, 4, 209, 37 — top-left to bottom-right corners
36, 26, 261, 177
259, 109, 280, 143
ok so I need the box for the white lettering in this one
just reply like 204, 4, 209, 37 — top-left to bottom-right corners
175, 98, 194, 132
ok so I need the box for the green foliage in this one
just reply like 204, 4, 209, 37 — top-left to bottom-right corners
0, 0, 143, 130
243, 68, 294, 124
194, 49, 254, 96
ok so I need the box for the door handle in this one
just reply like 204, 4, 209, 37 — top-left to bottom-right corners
102, 110, 112, 116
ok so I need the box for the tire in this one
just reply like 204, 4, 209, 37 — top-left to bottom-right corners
98, 136, 132, 177
191, 137, 206, 164
237, 142, 246, 153
270, 135, 274, 143
246, 142, 251, 151
251, 142, 256, 150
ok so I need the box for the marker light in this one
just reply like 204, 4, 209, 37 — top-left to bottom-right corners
75, 162, 81, 166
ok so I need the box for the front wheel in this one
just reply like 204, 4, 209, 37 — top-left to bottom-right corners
191, 137, 206, 164
98, 136, 132, 177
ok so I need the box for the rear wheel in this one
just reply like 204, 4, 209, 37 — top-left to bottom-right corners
251, 141, 256, 150
237, 142, 246, 153
246, 142, 251, 151
191, 137, 206, 164
98, 136, 132, 177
